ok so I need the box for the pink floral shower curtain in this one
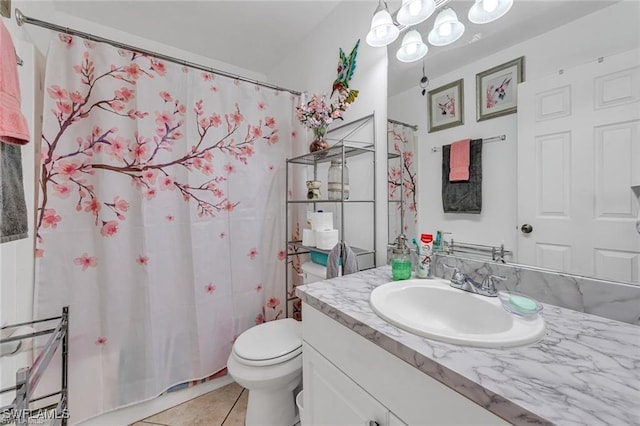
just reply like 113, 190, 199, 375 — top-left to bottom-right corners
388, 122, 417, 240
35, 34, 299, 422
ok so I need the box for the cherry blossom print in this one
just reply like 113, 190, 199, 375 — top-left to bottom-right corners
166, 214, 175, 222
267, 133, 279, 145
257, 102, 266, 111
123, 63, 142, 80
291, 130, 297, 139
277, 250, 286, 261
95, 336, 107, 345
219, 232, 226, 239
42, 209, 62, 229
265, 116, 276, 128
205, 283, 216, 294
255, 313, 265, 325
145, 188, 157, 200
150, 60, 167, 76
267, 297, 280, 309
100, 221, 119, 237
268, 165, 274, 171
74, 253, 97, 271
142, 169, 158, 185
52, 183, 73, 199
35, 248, 44, 258
70, 91, 84, 104
82, 40, 96, 49
255, 283, 263, 292
46, 85, 67, 100
84, 198, 101, 214
115, 87, 135, 102
59, 34, 74, 47
224, 163, 235, 174
159, 91, 173, 102
210, 85, 218, 93
247, 248, 258, 259
159, 175, 175, 191
136, 255, 149, 266
202, 72, 214, 81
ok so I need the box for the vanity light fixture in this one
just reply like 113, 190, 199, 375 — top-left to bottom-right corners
397, 0, 436, 27
468, 0, 514, 24
366, 0, 400, 47
427, 8, 465, 46
396, 30, 428, 63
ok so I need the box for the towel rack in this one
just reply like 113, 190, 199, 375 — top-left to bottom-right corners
0, 307, 69, 425
441, 239, 512, 263
431, 134, 506, 153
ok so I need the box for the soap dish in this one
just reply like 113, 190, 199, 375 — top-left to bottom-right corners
498, 292, 543, 318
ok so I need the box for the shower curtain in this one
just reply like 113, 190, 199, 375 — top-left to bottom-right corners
388, 121, 418, 240
35, 33, 299, 422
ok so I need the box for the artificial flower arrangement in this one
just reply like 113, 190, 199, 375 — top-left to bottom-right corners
296, 40, 360, 152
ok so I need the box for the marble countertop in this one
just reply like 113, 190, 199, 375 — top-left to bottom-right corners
295, 266, 640, 425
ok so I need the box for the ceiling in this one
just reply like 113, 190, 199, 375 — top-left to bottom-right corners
51, 0, 343, 77
50, 0, 624, 96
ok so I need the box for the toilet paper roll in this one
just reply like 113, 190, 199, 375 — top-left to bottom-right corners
307, 212, 333, 231
302, 228, 316, 247
315, 229, 339, 250
0, 326, 35, 357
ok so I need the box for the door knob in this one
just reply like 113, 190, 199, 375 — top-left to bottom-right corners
520, 224, 533, 234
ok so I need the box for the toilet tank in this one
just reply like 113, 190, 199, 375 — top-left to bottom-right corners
301, 262, 327, 284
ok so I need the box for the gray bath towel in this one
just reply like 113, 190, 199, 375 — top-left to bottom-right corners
326, 241, 358, 279
0, 142, 28, 243
442, 139, 482, 213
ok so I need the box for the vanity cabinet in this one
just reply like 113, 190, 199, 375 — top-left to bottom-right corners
304, 342, 398, 425
285, 114, 377, 318
302, 304, 508, 426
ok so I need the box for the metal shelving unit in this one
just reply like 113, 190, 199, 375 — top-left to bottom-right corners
0, 307, 69, 426
285, 114, 377, 318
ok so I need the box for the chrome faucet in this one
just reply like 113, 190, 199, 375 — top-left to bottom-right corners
442, 264, 505, 297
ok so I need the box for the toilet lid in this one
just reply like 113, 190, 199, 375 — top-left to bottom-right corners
233, 318, 302, 366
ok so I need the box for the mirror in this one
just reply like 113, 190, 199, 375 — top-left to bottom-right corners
387, 1, 640, 284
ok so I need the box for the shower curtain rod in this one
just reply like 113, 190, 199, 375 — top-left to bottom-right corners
430, 134, 506, 153
14, 8, 302, 96
387, 118, 418, 131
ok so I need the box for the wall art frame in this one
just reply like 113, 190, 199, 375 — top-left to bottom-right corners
427, 79, 464, 133
476, 56, 524, 121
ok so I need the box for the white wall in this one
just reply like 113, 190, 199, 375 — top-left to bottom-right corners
269, 1, 389, 266
388, 1, 640, 253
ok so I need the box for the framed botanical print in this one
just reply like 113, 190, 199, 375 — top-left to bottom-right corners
476, 56, 524, 121
427, 79, 464, 133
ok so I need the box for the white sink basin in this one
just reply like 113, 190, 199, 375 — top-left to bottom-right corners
369, 279, 545, 348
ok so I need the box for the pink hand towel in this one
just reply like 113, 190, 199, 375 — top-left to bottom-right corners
0, 20, 30, 146
449, 138, 470, 182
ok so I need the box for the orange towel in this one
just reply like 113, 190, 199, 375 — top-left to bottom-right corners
0, 21, 30, 146
449, 138, 470, 182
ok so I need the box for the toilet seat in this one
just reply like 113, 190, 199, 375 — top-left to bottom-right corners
232, 318, 302, 367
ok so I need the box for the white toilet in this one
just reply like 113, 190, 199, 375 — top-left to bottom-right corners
227, 262, 327, 425
227, 318, 303, 426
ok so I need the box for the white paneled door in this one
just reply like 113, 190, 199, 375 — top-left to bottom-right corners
517, 50, 640, 283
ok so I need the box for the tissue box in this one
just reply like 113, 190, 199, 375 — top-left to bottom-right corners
310, 250, 341, 266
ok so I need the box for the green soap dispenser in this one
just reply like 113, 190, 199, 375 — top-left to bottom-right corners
391, 234, 412, 281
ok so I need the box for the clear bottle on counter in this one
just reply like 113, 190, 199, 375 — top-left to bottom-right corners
391, 234, 412, 281
327, 158, 349, 200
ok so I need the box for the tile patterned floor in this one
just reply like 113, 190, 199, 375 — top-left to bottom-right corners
131, 382, 247, 426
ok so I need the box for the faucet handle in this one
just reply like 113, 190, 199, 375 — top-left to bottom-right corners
481, 274, 506, 295
442, 264, 465, 286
